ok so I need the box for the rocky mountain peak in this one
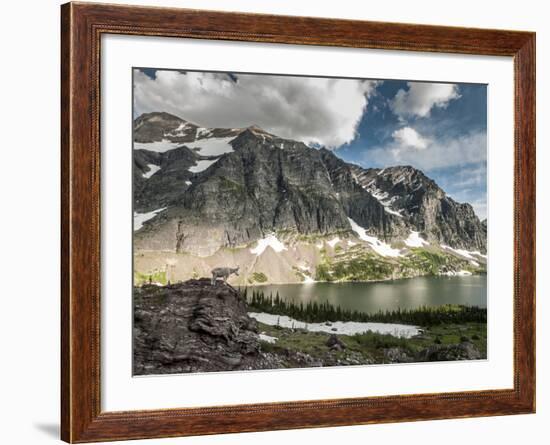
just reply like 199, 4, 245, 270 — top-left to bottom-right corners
134, 111, 198, 144
350, 164, 486, 252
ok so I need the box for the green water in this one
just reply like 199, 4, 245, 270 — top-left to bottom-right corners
246, 275, 486, 313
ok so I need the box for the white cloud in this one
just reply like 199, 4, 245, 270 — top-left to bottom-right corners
391, 127, 429, 150
471, 199, 487, 220
367, 129, 486, 171
134, 70, 378, 148
391, 82, 461, 118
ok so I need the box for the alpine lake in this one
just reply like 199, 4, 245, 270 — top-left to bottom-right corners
245, 275, 487, 314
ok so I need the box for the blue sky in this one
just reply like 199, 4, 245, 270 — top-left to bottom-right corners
336, 80, 487, 219
134, 69, 487, 219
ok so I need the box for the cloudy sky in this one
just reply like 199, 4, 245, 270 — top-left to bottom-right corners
134, 68, 487, 219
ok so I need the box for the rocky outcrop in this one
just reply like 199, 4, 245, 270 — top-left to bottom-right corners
133, 279, 261, 375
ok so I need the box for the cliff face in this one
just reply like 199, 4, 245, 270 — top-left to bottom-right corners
350, 165, 487, 253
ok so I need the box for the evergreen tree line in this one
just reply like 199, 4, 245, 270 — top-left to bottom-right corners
242, 288, 487, 326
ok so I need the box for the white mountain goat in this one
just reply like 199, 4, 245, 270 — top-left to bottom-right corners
211, 266, 239, 286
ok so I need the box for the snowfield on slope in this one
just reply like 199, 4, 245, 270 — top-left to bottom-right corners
404, 231, 429, 248
348, 218, 403, 257
142, 163, 161, 179
250, 234, 287, 255
188, 158, 219, 173
249, 313, 420, 338
134, 207, 167, 231
133, 139, 181, 152
442, 245, 488, 260
185, 136, 235, 156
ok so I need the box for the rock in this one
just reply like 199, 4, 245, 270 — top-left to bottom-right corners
133, 278, 261, 375
326, 334, 346, 351
416, 342, 482, 362
384, 347, 414, 363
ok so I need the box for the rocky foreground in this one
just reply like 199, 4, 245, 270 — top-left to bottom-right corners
134, 279, 484, 375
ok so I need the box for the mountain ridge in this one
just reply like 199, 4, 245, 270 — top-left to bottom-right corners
132, 112, 487, 285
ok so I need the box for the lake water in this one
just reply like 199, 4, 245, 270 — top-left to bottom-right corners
246, 275, 486, 314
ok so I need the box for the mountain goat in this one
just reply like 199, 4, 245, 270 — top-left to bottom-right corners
211, 266, 239, 286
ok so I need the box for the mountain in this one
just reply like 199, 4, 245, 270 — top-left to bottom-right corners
132, 112, 487, 285
349, 165, 486, 253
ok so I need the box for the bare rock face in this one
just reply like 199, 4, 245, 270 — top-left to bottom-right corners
351, 165, 487, 253
134, 146, 198, 212
133, 279, 261, 375
416, 342, 482, 362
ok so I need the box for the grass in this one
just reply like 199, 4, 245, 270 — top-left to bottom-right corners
257, 321, 487, 364
252, 272, 267, 283
313, 246, 486, 282
134, 270, 167, 286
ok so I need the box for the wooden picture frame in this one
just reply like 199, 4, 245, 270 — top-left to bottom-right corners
61, 2, 535, 442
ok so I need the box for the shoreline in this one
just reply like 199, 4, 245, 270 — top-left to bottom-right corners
239, 272, 488, 287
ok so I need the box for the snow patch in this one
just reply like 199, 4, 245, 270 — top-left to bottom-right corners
384, 207, 403, 217
249, 313, 419, 338
440, 270, 473, 277
189, 158, 219, 173
185, 180, 192, 186
134, 207, 167, 231
133, 139, 180, 153
195, 127, 212, 139
457, 270, 473, 276
347, 240, 357, 247
327, 237, 340, 248
404, 231, 429, 248
250, 234, 287, 256
142, 163, 161, 179
348, 218, 403, 257
186, 136, 235, 156
442, 245, 488, 261
167, 122, 192, 136
259, 333, 278, 344
357, 181, 403, 217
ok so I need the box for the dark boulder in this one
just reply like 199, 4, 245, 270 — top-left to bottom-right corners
326, 334, 346, 351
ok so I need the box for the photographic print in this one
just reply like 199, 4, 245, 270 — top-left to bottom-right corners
132, 69, 487, 376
